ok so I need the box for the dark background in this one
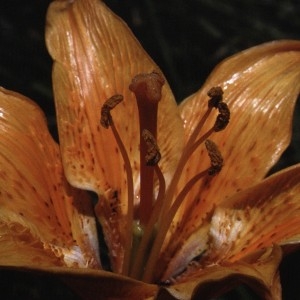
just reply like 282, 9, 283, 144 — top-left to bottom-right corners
0, 0, 299, 299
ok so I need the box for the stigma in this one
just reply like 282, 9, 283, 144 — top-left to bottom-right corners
100, 71, 229, 281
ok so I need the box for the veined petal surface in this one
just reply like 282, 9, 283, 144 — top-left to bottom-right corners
162, 246, 282, 300
206, 164, 300, 263
46, 0, 182, 196
0, 88, 100, 269
46, 0, 183, 272
180, 40, 300, 204
157, 40, 300, 280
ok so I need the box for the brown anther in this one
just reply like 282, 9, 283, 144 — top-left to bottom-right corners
142, 129, 161, 166
214, 102, 230, 132
205, 139, 223, 176
100, 94, 123, 128
208, 86, 223, 108
129, 71, 165, 104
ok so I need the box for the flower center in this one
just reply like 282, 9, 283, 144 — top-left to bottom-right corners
100, 72, 229, 281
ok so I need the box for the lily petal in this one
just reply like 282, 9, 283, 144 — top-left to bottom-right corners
162, 246, 282, 300
206, 164, 300, 263
46, 0, 183, 273
0, 88, 100, 269
179, 40, 300, 207
160, 41, 300, 275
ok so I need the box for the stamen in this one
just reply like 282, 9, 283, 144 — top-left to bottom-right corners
142, 87, 228, 282
143, 142, 223, 282
205, 139, 223, 175
142, 129, 161, 166
155, 87, 227, 229
186, 87, 230, 155
100, 94, 123, 128
207, 86, 223, 108
185, 86, 225, 150
142, 167, 210, 282
100, 95, 133, 275
214, 102, 230, 132
143, 140, 223, 282
130, 71, 165, 226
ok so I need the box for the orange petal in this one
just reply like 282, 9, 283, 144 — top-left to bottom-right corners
0, 222, 65, 268
206, 164, 300, 264
46, 0, 182, 193
162, 41, 300, 268
162, 165, 300, 281
0, 88, 100, 269
46, 0, 183, 273
155, 40, 300, 281
161, 246, 282, 300
179, 40, 300, 204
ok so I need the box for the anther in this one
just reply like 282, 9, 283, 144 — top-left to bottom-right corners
207, 86, 223, 108
100, 94, 123, 128
214, 102, 230, 131
142, 129, 161, 166
205, 139, 223, 176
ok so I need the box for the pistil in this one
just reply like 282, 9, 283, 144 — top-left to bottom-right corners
130, 130, 165, 279
129, 71, 165, 226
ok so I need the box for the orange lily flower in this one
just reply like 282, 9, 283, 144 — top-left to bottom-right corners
1, 0, 300, 299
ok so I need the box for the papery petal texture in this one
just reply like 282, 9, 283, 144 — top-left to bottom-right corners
180, 40, 300, 205
207, 164, 300, 263
46, 0, 183, 273
0, 88, 100, 269
157, 40, 300, 280
162, 246, 282, 300
46, 0, 183, 194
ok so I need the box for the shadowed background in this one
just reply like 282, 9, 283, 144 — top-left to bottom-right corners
0, 0, 299, 299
